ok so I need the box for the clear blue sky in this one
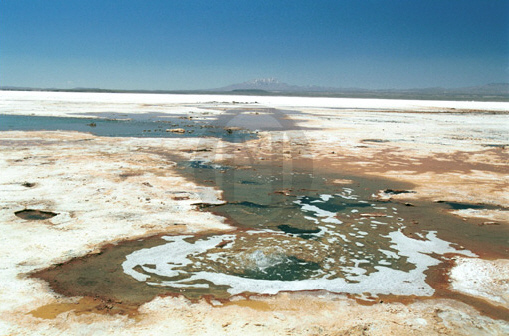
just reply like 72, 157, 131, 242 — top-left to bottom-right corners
1, 0, 508, 90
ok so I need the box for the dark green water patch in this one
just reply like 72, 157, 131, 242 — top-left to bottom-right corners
277, 224, 321, 235
383, 189, 416, 195
239, 255, 322, 281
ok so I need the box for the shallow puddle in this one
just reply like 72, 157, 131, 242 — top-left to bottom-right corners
0, 114, 255, 143
0, 108, 307, 143
16, 109, 507, 318
15, 209, 57, 220
32, 157, 509, 318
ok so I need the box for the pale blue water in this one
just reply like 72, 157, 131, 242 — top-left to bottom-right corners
0, 114, 256, 142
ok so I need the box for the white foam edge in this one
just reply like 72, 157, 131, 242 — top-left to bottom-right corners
122, 230, 476, 297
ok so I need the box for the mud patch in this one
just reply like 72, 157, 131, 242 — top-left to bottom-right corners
437, 201, 503, 211
21, 182, 36, 188
15, 209, 57, 220
29, 297, 138, 319
361, 139, 391, 143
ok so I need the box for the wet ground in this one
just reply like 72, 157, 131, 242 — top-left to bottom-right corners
32, 156, 509, 320
0, 108, 310, 143
0, 113, 255, 142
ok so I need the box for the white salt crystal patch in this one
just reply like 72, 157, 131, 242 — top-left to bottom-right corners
336, 194, 358, 200
327, 238, 338, 244
298, 203, 341, 227
301, 204, 336, 217
343, 188, 354, 194
450, 257, 509, 306
322, 217, 342, 224
123, 229, 476, 297
304, 216, 320, 224
337, 234, 350, 243
0, 184, 29, 192
320, 194, 333, 201
122, 235, 228, 281
163, 282, 210, 289
379, 249, 399, 259
410, 318, 428, 326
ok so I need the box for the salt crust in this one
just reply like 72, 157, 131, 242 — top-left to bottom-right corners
1, 90, 508, 113
450, 257, 509, 307
0, 132, 231, 333
0, 92, 508, 334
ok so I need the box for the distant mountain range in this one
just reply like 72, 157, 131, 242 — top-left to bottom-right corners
213, 78, 340, 92
213, 78, 509, 95
207, 78, 509, 101
1, 79, 508, 101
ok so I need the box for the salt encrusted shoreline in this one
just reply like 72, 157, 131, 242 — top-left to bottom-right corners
0, 91, 508, 335
450, 257, 509, 307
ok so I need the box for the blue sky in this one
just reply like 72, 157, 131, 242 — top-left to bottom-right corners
1, 1, 508, 90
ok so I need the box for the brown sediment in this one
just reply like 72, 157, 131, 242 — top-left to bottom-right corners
29, 296, 139, 319
222, 299, 273, 311
30, 234, 172, 308
411, 149, 508, 175
313, 147, 508, 177
426, 257, 509, 321
29, 153, 509, 320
